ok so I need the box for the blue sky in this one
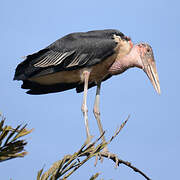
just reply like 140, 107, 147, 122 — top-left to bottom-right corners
1, 0, 179, 179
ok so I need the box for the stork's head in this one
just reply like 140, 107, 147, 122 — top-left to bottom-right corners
136, 43, 161, 94
109, 42, 161, 94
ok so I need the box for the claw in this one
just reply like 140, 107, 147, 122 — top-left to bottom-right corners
94, 154, 98, 167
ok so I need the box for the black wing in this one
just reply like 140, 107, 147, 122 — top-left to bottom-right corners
14, 29, 125, 80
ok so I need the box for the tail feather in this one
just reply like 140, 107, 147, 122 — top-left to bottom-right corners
22, 80, 78, 95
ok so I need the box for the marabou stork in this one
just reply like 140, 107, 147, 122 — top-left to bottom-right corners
14, 29, 160, 147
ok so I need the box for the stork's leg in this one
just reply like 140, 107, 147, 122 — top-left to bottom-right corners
93, 82, 108, 151
81, 71, 91, 143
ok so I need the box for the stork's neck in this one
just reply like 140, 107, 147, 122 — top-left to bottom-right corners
108, 45, 143, 75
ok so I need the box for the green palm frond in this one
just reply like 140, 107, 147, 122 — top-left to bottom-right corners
0, 116, 33, 162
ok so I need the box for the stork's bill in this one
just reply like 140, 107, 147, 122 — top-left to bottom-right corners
139, 44, 161, 94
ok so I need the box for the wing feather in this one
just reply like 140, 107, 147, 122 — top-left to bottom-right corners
14, 29, 124, 81
33, 51, 75, 67
66, 53, 88, 68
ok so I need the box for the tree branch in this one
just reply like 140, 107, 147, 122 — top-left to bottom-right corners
37, 116, 151, 180
100, 152, 151, 180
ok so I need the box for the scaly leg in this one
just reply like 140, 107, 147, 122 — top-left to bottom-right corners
81, 70, 91, 143
93, 82, 108, 152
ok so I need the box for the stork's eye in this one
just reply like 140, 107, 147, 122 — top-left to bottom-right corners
147, 48, 150, 53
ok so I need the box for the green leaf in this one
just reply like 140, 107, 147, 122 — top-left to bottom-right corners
90, 172, 100, 180
0, 116, 32, 162
37, 168, 44, 180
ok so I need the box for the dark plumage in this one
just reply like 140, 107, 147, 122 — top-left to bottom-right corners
14, 29, 127, 94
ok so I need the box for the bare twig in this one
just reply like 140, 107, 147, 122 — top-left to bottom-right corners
100, 152, 151, 180
108, 115, 130, 144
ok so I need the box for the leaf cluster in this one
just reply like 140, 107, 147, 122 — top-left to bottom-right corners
0, 116, 32, 162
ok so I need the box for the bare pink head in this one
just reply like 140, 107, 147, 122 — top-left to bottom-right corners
109, 43, 161, 94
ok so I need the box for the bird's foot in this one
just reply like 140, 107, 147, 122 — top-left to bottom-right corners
94, 145, 108, 165
94, 147, 119, 168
